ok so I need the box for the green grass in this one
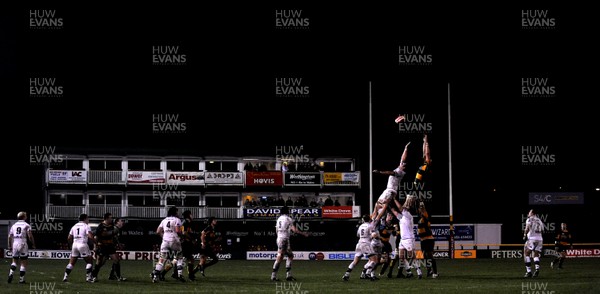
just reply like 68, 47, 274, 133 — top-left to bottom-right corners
3, 258, 599, 293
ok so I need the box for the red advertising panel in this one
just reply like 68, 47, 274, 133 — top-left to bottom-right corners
565, 249, 600, 258
245, 171, 283, 186
322, 206, 353, 218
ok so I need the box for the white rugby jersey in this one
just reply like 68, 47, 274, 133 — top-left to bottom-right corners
399, 209, 415, 240
69, 222, 93, 244
371, 228, 383, 247
276, 214, 294, 239
526, 215, 544, 241
357, 221, 376, 244
9, 220, 31, 245
386, 167, 406, 191
159, 216, 182, 242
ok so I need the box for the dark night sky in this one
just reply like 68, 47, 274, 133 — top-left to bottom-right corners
3, 3, 599, 239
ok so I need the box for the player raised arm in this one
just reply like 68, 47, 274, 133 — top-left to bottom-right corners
390, 207, 400, 219
370, 203, 380, 219
373, 203, 388, 221
393, 198, 403, 212
373, 142, 410, 175
401, 141, 410, 167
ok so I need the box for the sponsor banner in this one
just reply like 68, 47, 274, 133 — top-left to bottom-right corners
48, 170, 87, 182
166, 171, 205, 185
454, 249, 476, 259
205, 172, 243, 185
247, 251, 449, 261
3, 250, 231, 260
243, 207, 321, 218
322, 206, 352, 218
323, 173, 342, 184
491, 250, 524, 259
544, 248, 559, 257
245, 171, 283, 186
342, 172, 360, 183
247, 251, 366, 261
284, 172, 321, 186
416, 250, 450, 259
247, 251, 309, 260
193, 252, 232, 260
433, 250, 450, 259
127, 171, 165, 183
565, 248, 600, 258
323, 172, 360, 185
529, 192, 584, 205
322, 252, 363, 260
416, 224, 474, 241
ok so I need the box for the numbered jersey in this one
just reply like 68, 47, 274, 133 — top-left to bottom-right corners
276, 215, 294, 239
526, 216, 544, 241
357, 222, 376, 244
159, 216, 182, 242
69, 222, 92, 244
9, 220, 31, 245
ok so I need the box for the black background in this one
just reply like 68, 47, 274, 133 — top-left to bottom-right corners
2, 3, 598, 243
